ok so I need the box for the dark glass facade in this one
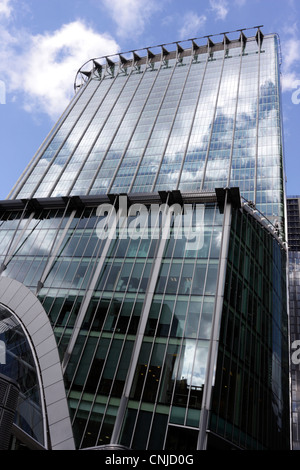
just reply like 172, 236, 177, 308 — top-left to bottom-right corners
288, 198, 300, 251
0, 27, 290, 450
211, 207, 289, 450
287, 197, 300, 449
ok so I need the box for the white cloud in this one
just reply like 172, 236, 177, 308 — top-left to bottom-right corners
283, 37, 300, 71
0, 0, 12, 18
178, 11, 207, 40
281, 72, 298, 92
0, 21, 120, 118
209, 0, 228, 20
280, 22, 300, 92
100, 0, 161, 39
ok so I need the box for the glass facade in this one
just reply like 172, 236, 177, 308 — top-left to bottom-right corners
287, 197, 300, 449
59, 199, 222, 449
10, 31, 285, 232
0, 28, 290, 450
210, 207, 290, 450
287, 198, 300, 251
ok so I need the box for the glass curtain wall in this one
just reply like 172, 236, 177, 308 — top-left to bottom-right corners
0, 195, 224, 449
9, 33, 284, 230
0, 196, 289, 450
289, 251, 300, 449
210, 207, 289, 450
118, 203, 223, 450
57, 200, 223, 449
287, 197, 300, 449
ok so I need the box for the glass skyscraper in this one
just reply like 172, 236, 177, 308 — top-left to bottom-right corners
0, 27, 290, 450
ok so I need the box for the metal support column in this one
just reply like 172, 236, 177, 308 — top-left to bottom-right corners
110, 195, 172, 444
197, 189, 232, 450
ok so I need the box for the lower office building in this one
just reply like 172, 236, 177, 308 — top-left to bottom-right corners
287, 196, 300, 449
0, 190, 290, 450
0, 27, 291, 450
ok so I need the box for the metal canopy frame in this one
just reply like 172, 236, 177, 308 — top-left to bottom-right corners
74, 25, 265, 92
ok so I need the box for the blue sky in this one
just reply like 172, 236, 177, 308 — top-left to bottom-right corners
0, 0, 300, 199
